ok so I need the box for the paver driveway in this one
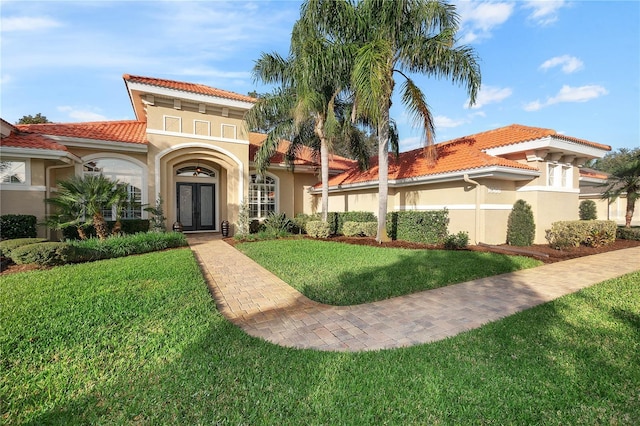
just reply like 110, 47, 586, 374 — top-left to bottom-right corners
188, 235, 640, 352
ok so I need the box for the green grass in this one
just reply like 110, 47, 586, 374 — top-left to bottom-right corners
236, 239, 542, 305
2, 249, 638, 424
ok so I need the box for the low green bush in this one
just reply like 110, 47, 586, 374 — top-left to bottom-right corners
342, 221, 378, 237
0, 238, 47, 258
10, 242, 76, 266
444, 231, 470, 250
263, 212, 292, 234
506, 200, 535, 246
616, 227, 640, 241
0, 214, 37, 240
579, 200, 598, 220
291, 213, 321, 234
545, 220, 617, 249
332, 211, 377, 235
62, 219, 150, 240
306, 221, 331, 238
70, 232, 188, 259
386, 210, 449, 244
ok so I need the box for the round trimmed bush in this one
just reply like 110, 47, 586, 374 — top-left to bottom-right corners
579, 200, 598, 220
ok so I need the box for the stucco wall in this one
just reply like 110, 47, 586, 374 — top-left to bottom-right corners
0, 190, 47, 237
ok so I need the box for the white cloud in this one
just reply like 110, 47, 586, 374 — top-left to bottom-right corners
57, 106, 108, 122
0, 16, 62, 32
523, 0, 568, 26
524, 84, 608, 111
466, 85, 513, 109
540, 55, 584, 74
434, 115, 466, 129
456, 1, 514, 44
400, 136, 422, 151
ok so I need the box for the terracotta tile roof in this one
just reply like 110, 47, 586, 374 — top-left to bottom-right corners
579, 168, 609, 180
452, 124, 611, 151
1, 130, 69, 151
323, 138, 538, 187
123, 74, 257, 104
15, 120, 148, 144
249, 133, 357, 171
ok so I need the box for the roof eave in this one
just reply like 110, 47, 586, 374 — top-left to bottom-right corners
0, 146, 81, 163
483, 136, 611, 159
46, 135, 148, 153
311, 166, 540, 194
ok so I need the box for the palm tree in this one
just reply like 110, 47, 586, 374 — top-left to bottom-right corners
246, 14, 367, 223
303, 0, 481, 242
46, 174, 129, 240
601, 153, 640, 228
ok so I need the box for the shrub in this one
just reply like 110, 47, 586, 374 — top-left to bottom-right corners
444, 231, 470, 250
579, 200, 598, 220
0, 238, 47, 258
617, 227, 640, 241
249, 219, 263, 234
236, 200, 251, 238
506, 200, 535, 246
306, 221, 331, 238
342, 221, 378, 237
144, 197, 167, 232
69, 232, 188, 259
263, 212, 292, 235
386, 210, 449, 244
62, 220, 150, 240
0, 214, 37, 240
291, 213, 321, 234
545, 220, 617, 249
334, 212, 377, 235
10, 242, 76, 266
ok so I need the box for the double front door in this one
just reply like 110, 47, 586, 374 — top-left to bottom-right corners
177, 183, 215, 231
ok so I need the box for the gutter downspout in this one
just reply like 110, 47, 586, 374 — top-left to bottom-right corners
463, 174, 481, 244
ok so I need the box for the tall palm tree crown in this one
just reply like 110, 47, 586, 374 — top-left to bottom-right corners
302, 0, 481, 242
601, 153, 640, 228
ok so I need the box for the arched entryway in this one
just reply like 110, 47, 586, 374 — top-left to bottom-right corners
175, 164, 218, 231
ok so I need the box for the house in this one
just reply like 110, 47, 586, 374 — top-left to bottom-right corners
1, 74, 612, 243
579, 168, 640, 226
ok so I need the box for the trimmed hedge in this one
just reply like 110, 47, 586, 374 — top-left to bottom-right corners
545, 220, 617, 249
0, 214, 37, 240
5, 232, 188, 266
327, 211, 377, 235
62, 219, 150, 240
306, 221, 331, 238
0, 238, 47, 258
342, 221, 377, 237
617, 227, 640, 241
11, 242, 77, 266
386, 210, 449, 244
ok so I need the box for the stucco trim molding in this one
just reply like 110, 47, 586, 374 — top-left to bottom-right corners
0, 184, 46, 192
146, 129, 249, 146
517, 185, 580, 194
395, 204, 513, 211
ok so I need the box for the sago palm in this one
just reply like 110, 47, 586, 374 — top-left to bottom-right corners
46, 174, 129, 240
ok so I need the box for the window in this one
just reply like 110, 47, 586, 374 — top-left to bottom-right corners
83, 158, 144, 219
249, 174, 277, 219
0, 160, 26, 184
176, 165, 216, 178
547, 163, 572, 188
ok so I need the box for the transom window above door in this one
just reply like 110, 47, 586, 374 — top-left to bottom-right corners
176, 166, 216, 178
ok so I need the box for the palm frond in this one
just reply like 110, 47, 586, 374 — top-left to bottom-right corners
398, 77, 436, 163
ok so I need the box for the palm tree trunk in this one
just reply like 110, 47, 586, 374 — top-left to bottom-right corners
93, 213, 109, 240
315, 117, 330, 223
625, 196, 634, 228
376, 107, 391, 243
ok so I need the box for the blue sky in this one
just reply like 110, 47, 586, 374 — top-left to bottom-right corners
1, 0, 638, 152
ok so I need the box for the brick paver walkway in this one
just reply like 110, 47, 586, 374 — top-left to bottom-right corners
188, 235, 640, 352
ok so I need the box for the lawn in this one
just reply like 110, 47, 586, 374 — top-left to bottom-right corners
236, 238, 542, 305
2, 248, 638, 425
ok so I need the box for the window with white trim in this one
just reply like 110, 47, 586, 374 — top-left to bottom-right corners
0, 160, 27, 184
249, 174, 277, 219
83, 158, 143, 219
547, 163, 572, 188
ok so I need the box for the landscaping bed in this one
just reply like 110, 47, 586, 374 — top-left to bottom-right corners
227, 235, 640, 264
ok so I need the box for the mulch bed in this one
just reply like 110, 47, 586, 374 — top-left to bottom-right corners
226, 235, 640, 264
